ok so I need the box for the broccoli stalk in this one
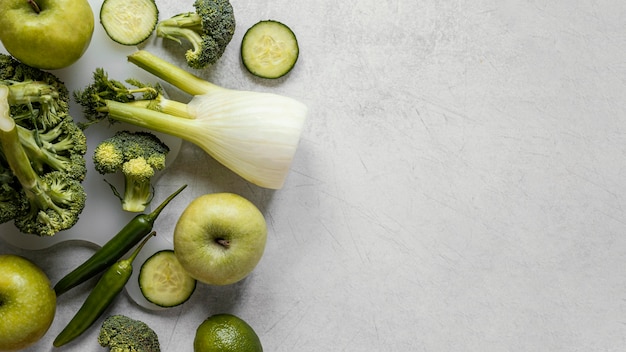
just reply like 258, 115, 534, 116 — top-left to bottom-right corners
98, 315, 160, 352
74, 50, 307, 190
156, 0, 235, 69
0, 86, 85, 236
93, 130, 169, 212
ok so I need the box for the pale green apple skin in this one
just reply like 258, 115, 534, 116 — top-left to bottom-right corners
0, 255, 56, 351
174, 193, 268, 286
0, 0, 94, 70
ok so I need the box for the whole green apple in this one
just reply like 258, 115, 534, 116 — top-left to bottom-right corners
0, 0, 94, 70
174, 193, 267, 286
0, 254, 56, 351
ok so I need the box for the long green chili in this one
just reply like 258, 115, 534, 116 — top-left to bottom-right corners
53, 231, 155, 347
54, 184, 187, 296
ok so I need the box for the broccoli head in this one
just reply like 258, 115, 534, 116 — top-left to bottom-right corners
93, 130, 169, 212
0, 54, 87, 237
156, 0, 236, 69
98, 315, 160, 352
12, 171, 87, 236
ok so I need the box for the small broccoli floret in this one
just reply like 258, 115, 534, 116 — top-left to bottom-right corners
0, 54, 87, 236
93, 130, 169, 212
98, 315, 160, 352
156, 0, 235, 69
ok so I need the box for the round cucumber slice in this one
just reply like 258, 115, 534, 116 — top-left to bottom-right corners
100, 0, 159, 46
241, 20, 299, 79
139, 250, 196, 307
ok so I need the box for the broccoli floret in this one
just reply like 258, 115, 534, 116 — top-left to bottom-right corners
93, 130, 169, 212
156, 0, 235, 69
98, 315, 160, 352
0, 54, 87, 236
12, 171, 86, 236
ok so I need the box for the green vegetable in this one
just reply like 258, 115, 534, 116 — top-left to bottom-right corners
53, 231, 155, 347
241, 20, 300, 79
100, 0, 159, 46
155, 0, 235, 69
0, 54, 87, 237
94, 130, 170, 212
74, 50, 307, 189
53, 184, 186, 296
98, 314, 161, 352
139, 250, 196, 307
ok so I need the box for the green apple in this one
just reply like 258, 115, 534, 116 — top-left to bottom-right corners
0, 0, 94, 70
0, 254, 56, 351
174, 193, 267, 286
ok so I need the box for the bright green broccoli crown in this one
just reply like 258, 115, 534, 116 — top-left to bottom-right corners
94, 130, 169, 174
93, 141, 124, 174
155, 0, 235, 68
123, 157, 155, 180
0, 54, 87, 236
93, 130, 169, 212
98, 315, 161, 352
13, 171, 87, 237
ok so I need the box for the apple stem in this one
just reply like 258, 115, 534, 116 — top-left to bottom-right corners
28, 0, 41, 14
216, 238, 231, 248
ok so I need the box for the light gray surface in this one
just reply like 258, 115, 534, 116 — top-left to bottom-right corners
2, 0, 626, 351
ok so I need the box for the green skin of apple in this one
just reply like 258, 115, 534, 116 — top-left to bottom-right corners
174, 193, 268, 286
0, 254, 56, 351
0, 0, 94, 70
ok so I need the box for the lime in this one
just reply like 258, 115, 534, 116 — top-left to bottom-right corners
194, 314, 263, 352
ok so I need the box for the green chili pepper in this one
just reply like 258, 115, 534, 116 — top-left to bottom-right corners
53, 231, 155, 347
54, 184, 187, 296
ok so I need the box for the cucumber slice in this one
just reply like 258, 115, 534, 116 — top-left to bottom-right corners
241, 20, 299, 79
139, 250, 196, 307
100, 0, 158, 46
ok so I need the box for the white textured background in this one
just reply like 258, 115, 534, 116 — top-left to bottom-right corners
3, 0, 626, 351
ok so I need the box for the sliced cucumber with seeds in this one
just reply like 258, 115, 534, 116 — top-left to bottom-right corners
100, 0, 159, 46
241, 20, 299, 79
139, 250, 196, 307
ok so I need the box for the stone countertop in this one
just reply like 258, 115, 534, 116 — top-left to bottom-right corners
3, 0, 626, 351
